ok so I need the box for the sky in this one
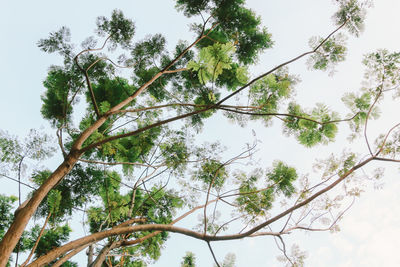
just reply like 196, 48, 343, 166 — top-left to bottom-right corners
1, 0, 400, 266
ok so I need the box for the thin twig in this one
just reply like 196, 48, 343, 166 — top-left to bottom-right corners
0, 174, 36, 190
78, 158, 164, 168
375, 121, 400, 156
364, 88, 383, 156
20, 212, 52, 267
207, 241, 221, 267
216, 18, 350, 106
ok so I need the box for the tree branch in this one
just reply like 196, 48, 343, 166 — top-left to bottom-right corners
207, 241, 220, 267
216, 18, 350, 106
27, 154, 372, 266
375, 121, 400, 156
20, 212, 52, 267
53, 242, 95, 267
364, 86, 384, 156
78, 158, 164, 168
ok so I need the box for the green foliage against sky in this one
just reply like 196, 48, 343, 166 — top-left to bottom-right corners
2, 0, 400, 266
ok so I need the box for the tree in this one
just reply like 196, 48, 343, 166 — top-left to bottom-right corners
1, 0, 400, 266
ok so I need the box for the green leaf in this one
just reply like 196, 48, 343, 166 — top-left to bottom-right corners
266, 161, 298, 197
193, 160, 227, 188
187, 60, 201, 71
187, 42, 236, 84
96, 9, 136, 49
235, 66, 249, 84
47, 190, 62, 215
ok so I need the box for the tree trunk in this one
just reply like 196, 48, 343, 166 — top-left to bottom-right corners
0, 152, 79, 267
0, 39, 202, 265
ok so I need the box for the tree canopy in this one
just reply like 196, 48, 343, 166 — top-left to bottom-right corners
1, 0, 400, 266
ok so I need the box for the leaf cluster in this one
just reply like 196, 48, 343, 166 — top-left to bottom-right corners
192, 159, 228, 189
283, 103, 339, 147
32, 165, 104, 220
96, 9, 136, 49
333, 0, 368, 36
176, 0, 273, 64
308, 33, 347, 72
236, 161, 298, 217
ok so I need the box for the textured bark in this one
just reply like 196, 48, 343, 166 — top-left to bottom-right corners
53, 243, 92, 267
90, 241, 121, 267
0, 28, 209, 267
0, 152, 80, 267
87, 245, 94, 267
0, 19, 351, 266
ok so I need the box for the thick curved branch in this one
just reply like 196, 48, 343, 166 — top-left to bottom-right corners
234, 156, 373, 239
56, 219, 145, 267
78, 20, 349, 153
71, 25, 215, 151
28, 198, 217, 266
28, 157, 374, 266
81, 106, 210, 152
0, 18, 221, 264
1, 16, 354, 266
53, 242, 94, 267
90, 241, 121, 267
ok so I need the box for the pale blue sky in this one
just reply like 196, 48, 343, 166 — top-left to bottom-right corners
1, 0, 400, 266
